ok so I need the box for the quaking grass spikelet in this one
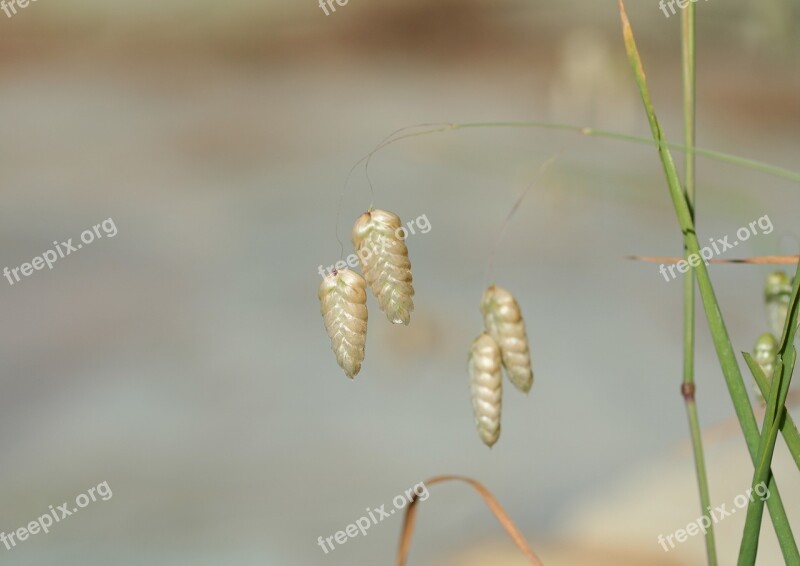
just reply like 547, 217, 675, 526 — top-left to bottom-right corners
469, 333, 503, 447
319, 269, 368, 379
765, 271, 793, 338
481, 285, 534, 393
352, 209, 415, 325
752, 332, 778, 403
753, 333, 778, 380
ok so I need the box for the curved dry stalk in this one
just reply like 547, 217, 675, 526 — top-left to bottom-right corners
396, 475, 543, 566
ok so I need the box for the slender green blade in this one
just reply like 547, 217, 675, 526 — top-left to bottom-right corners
618, 1, 799, 562
745, 352, 800, 472
739, 261, 800, 564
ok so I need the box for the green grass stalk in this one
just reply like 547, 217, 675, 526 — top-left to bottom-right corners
618, 2, 799, 561
738, 261, 800, 564
681, 6, 717, 565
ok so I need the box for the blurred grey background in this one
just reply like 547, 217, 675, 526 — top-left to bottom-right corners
0, 0, 798, 564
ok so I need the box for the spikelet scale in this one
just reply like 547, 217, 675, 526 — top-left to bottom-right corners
319, 269, 368, 379
352, 209, 414, 325
754, 332, 778, 379
753, 332, 778, 403
469, 333, 503, 447
481, 285, 534, 393
765, 271, 792, 338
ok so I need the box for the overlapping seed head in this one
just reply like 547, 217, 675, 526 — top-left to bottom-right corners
480, 285, 534, 393
469, 333, 503, 447
752, 332, 778, 403
352, 209, 415, 325
753, 332, 778, 380
319, 269, 368, 379
765, 271, 792, 338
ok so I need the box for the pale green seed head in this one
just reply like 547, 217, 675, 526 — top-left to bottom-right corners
765, 271, 792, 303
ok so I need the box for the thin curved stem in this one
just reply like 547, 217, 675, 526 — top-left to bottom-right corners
333, 118, 799, 261
334, 123, 453, 260
483, 146, 569, 288
629, 255, 799, 265
355, 121, 800, 184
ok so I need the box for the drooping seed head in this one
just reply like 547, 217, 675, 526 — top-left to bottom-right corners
352, 209, 414, 325
319, 269, 368, 379
765, 271, 792, 300
753, 332, 778, 380
480, 285, 533, 393
752, 332, 778, 403
469, 332, 502, 447
765, 271, 793, 338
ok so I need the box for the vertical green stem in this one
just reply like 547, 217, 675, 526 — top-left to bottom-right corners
738, 265, 800, 564
681, 5, 717, 566
619, 2, 798, 560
